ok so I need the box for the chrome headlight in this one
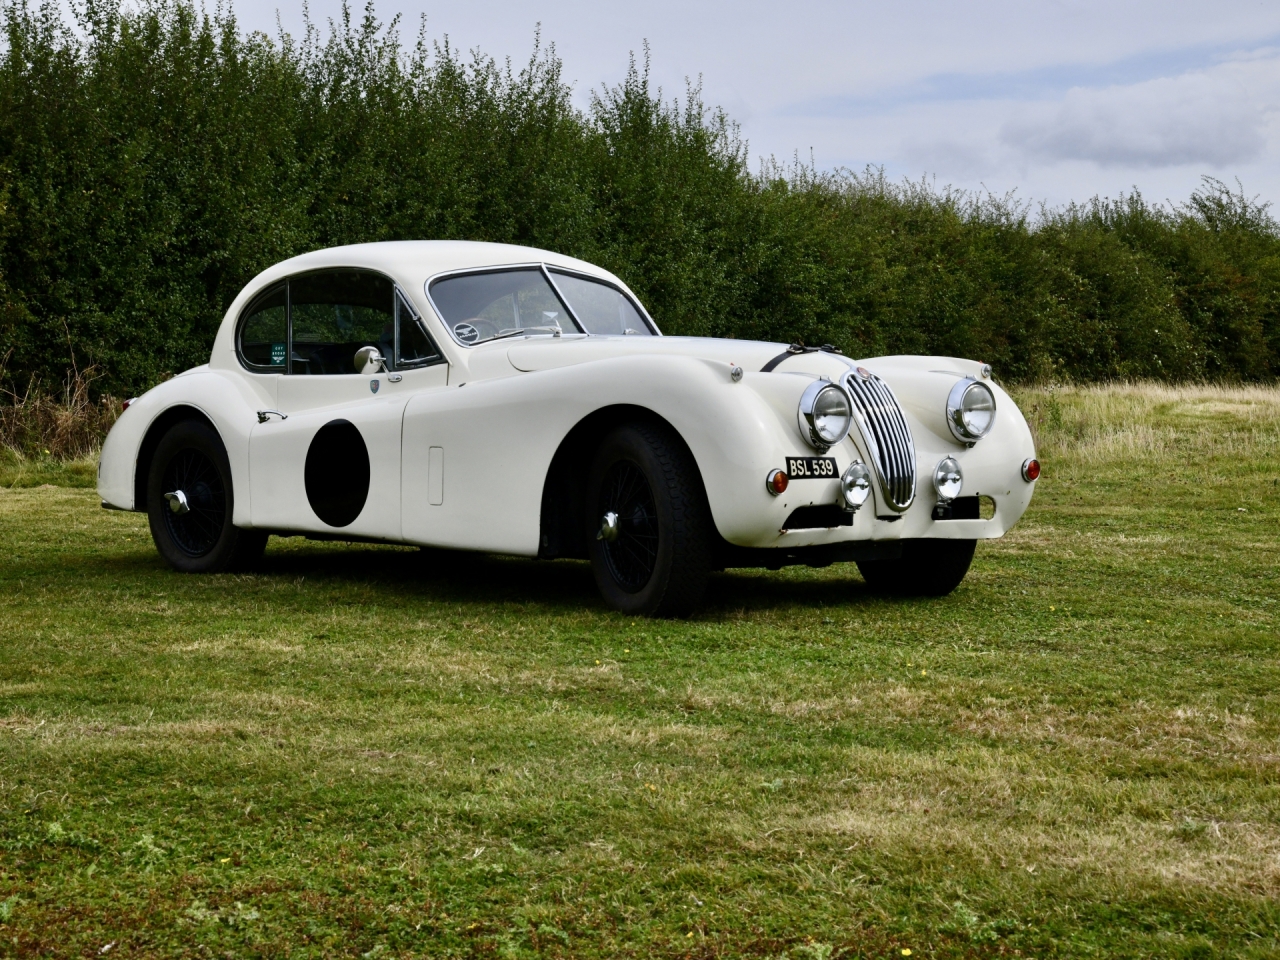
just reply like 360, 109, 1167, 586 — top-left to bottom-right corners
841, 461, 872, 510
946, 378, 996, 443
798, 380, 853, 450
933, 457, 962, 502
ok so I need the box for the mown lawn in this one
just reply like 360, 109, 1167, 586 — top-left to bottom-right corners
1, 384, 1277, 959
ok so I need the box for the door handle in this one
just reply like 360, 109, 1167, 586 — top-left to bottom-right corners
256, 409, 288, 423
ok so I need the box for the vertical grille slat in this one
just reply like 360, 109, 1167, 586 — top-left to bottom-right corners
873, 378, 915, 504
851, 379, 900, 494
843, 370, 917, 511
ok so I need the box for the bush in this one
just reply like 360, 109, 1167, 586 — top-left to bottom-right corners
0, 365, 118, 459
0, 0, 1276, 405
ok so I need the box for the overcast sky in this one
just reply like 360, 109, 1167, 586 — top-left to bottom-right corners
236, 0, 1280, 210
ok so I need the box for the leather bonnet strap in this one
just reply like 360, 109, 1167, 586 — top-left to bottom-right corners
759, 343, 843, 373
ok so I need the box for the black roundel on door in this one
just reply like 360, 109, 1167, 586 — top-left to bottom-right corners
304, 419, 370, 527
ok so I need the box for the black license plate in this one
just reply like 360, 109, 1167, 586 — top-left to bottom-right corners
786, 456, 838, 479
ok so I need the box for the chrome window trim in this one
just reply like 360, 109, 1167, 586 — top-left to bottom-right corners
424, 262, 659, 347
392, 286, 446, 370
537, 267, 584, 332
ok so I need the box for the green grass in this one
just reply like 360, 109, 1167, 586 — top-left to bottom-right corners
1, 384, 1278, 958
0, 449, 100, 489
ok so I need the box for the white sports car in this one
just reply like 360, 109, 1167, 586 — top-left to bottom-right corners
98, 241, 1040, 616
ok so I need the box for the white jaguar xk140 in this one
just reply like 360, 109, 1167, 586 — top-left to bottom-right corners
98, 241, 1040, 616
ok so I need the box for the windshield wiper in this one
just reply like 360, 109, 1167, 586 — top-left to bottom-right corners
487, 324, 562, 343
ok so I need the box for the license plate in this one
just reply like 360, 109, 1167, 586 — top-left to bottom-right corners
786, 456, 838, 479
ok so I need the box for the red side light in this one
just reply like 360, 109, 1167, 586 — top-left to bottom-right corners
122, 397, 138, 412
767, 469, 789, 496
1022, 458, 1041, 482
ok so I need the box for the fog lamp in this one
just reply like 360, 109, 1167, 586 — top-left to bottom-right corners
840, 461, 872, 511
933, 457, 963, 502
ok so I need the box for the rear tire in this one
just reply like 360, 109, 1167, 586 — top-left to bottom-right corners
146, 419, 267, 573
856, 538, 976, 597
586, 422, 712, 617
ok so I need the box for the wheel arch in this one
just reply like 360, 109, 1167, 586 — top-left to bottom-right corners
538, 404, 708, 560
134, 405, 220, 511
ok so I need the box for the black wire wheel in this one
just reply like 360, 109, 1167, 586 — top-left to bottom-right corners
146, 419, 267, 573
597, 459, 660, 593
586, 422, 713, 617
160, 446, 225, 556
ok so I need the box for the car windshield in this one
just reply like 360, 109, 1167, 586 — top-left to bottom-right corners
429, 268, 582, 345
549, 270, 653, 336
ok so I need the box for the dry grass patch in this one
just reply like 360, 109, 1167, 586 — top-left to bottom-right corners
1013, 381, 1280, 468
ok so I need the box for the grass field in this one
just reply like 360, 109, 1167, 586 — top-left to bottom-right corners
1, 384, 1278, 959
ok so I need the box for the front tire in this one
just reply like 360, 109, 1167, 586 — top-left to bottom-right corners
856, 538, 976, 597
586, 422, 712, 617
146, 419, 267, 573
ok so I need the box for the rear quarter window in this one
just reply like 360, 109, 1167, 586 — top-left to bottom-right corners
238, 283, 287, 371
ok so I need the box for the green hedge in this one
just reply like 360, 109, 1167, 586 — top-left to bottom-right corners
1, 0, 1278, 397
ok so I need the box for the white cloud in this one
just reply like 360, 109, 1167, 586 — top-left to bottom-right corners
1000, 54, 1280, 168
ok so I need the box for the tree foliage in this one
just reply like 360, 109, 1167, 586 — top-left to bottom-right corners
1, 0, 1277, 396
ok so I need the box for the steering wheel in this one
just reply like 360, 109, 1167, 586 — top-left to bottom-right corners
453, 317, 502, 344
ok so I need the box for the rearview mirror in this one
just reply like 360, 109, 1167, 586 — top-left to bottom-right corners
354, 345, 386, 374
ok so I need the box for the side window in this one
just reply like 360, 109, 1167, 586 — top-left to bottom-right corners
289, 270, 393, 375
549, 270, 653, 336
396, 292, 441, 368
237, 283, 287, 371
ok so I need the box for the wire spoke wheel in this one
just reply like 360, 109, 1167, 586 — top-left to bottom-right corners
160, 447, 227, 557
147, 419, 267, 574
585, 422, 712, 617
598, 459, 659, 593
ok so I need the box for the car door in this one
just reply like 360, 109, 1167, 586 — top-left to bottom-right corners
401, 266, 578, 551
248, 269, 447, 540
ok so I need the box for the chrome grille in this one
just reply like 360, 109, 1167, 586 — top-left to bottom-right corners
842, 370, 917, 511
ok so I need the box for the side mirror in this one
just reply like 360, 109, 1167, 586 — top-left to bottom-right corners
354, 345, 387, 374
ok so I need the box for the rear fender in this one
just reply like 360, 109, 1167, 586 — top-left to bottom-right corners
97, 370, 274, 523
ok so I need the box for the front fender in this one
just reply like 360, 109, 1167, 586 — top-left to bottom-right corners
400, 353, 848, 553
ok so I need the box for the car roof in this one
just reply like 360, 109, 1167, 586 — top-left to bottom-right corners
209, 240, 650, 369
252, 240, 623, 292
